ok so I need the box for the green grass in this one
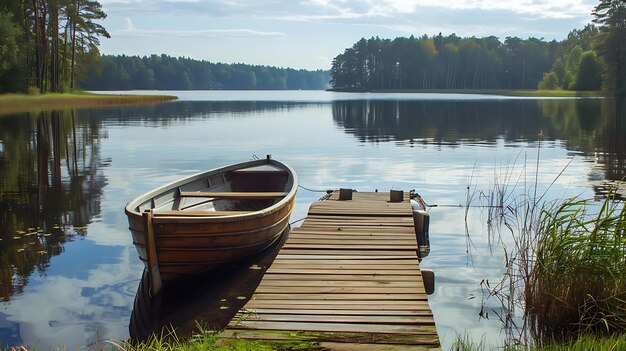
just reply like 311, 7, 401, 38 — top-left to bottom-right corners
450, 333, 626, 351
77, 326, 323, 351
0, 92, 177, 115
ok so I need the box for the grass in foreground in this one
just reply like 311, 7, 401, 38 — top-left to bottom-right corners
451, 333, 626, 351
0, 92, 177, 115
91, 327, 322, 351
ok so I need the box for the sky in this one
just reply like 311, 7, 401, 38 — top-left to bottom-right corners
97, 0, 599, 71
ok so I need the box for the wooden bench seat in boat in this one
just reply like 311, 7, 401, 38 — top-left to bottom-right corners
230, 169, 289, 175
152, 210, 254, 217
178, 192, 288, 199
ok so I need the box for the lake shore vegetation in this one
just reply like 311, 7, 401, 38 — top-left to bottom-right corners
526, 196, 626, 343
328, 88, 603, 97
0, 92, 177, 115
330, 1, 625, 96
469, 153, 626, 349
0, 1, 110, 94
451, 333, 626, 350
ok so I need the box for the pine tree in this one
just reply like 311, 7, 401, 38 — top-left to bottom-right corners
592, 0, 626, 94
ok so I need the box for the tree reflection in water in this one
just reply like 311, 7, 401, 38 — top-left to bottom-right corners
0, 110, 107, 302
332, 98, 626, 196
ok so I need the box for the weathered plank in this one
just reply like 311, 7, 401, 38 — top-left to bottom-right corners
235, 313, 435, 325
265, 268, 422, 275
243, 302, 433, 310
259, 273, 424, 282
243, 309, 434, 316
255, 286, 427, 294
258, 280, 423, 287
219, 329, 440, 346
268, 263, 420, 270
271, 259, 420, 265
250, 293, 428, 300
229, 321, 437, 334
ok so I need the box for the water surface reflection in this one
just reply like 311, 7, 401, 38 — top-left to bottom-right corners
130, 229, 288, 340
332, 98, 626, 193
0, 110, 107, 302
0, 93, 624, 349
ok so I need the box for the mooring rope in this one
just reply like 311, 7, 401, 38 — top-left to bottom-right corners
411, 191, 502, 209
298, 184, 333, 193
424, 204, 503, 208
289, 217, 306, 225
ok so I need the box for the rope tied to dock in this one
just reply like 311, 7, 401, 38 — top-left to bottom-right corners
298, 184, 333, 193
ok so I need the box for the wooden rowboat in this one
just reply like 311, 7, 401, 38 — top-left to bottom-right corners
125, 156, 297, 294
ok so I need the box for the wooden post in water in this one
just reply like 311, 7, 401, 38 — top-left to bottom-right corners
390, 190, 404, 202
142, 210, 163, 295
339, 188, 352, 200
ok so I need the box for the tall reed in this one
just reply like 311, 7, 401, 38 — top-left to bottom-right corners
474, 158, 626, 347
526, 196, 626, 343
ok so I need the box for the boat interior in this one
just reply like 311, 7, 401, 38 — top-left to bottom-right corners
134, 164, 291, 215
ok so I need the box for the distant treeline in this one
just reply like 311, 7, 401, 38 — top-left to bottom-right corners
79, 55, 331, 90
330, 31, 589, 91
331, 0, 625, 95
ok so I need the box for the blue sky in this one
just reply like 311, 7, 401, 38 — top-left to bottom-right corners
98, 0, 598, 70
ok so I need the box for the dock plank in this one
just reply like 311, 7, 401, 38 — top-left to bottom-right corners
221, 191, 440, 349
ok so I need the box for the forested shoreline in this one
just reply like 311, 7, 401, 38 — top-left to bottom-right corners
1, 0, 623, 94
79, 55, 331, 90
330, 1, 625, 95
0, 0, 109, 93
0, 1, 329, 93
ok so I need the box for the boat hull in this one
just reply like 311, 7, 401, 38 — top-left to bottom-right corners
127, 198, 293, 280
125, 158, 297, 285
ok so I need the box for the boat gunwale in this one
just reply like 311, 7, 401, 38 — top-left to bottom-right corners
124, 158, 298, 223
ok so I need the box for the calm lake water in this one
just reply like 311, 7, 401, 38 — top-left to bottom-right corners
0, 91, 624, 350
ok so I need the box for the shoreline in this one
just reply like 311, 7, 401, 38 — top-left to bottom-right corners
0, 92, 178, 116
326, 88, 605, 98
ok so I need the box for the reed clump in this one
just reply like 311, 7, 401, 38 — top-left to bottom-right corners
526, 196, 626, 343
470, 150, 625, 348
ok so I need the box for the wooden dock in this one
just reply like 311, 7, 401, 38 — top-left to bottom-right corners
220, 191, 440, 350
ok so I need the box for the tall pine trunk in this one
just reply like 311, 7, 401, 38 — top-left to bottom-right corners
23, 0, 33, 90
70, 0, 80, 89
50, 1, 59, 92
62, 20, 69, 87
32, 0, 48, 93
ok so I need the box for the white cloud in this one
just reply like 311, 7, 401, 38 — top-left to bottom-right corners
114, 22, 287, 39
101, 0, 594, 20
315, 56, 333, 67
98, 0, 598, 69
417, 0, 593, 19
124, 17, 133, 30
